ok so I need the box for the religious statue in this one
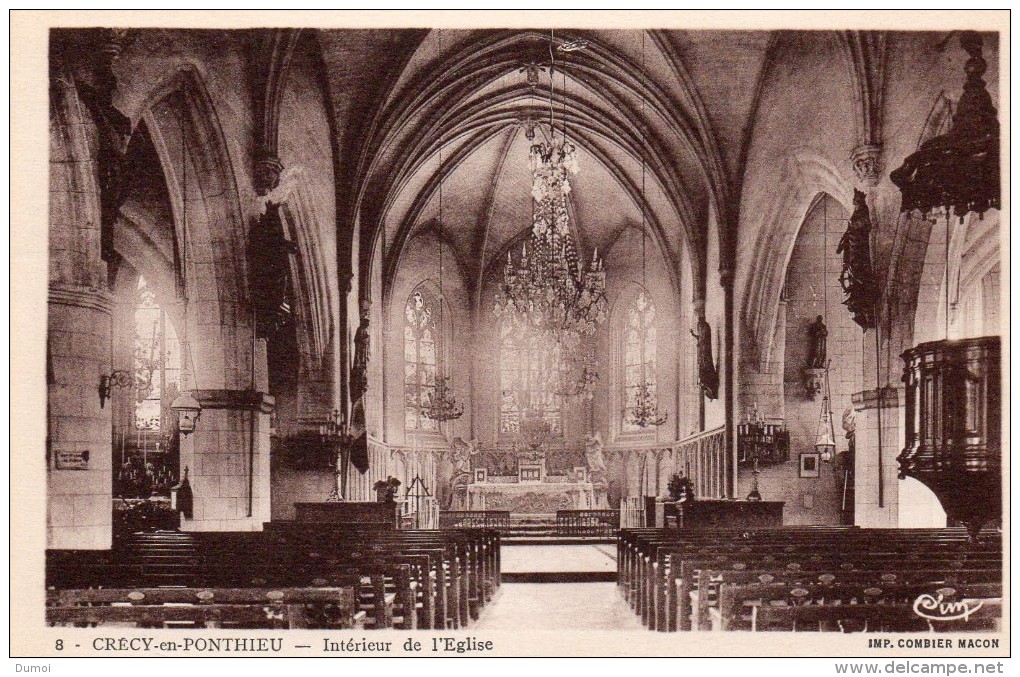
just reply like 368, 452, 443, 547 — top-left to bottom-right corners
450, 437, 480, 476
837, 189, 877, 329
691, 315, 720, 400
350, 301, 371, 400
841, 406, 856, 455
441, 437, 479, 510
807, 315, 828, 369
584, 432, 606, 474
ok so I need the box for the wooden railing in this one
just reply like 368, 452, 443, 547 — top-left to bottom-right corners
438, 510, 511, 529
619, 497, 645, 528
673, 426, 727, 499
556, 510, 619, 537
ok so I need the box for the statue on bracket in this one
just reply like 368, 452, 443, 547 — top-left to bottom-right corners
807, 315, 828, 369
584, 432, 609, 507
691, 315, 720, 400
348, 300, 371, 474
803, 315, 828, 398
837, 189, 878, 330
350, 300, 371, 400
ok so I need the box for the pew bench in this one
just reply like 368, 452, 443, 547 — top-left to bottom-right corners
46, 586, 365, 629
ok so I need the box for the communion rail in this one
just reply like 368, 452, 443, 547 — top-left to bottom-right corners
439, 510, 511, 529
556, 510, 620, 537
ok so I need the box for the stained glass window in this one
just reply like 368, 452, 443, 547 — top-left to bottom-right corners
404, 289, 441, 431
623, 291, 657, 432
115, 275, 181, 498
133, 277, 181, 432
499, 324, 563, 436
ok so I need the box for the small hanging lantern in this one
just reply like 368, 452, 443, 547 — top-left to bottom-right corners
814, 394, 837, 463
170, 391, 202, 436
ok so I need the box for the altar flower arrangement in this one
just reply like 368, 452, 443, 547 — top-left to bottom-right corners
668, 473, 695, 502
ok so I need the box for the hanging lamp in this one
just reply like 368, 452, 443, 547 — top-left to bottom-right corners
626, 32, 666, 429
169, 113, 201, 436
422, 137, 464, 423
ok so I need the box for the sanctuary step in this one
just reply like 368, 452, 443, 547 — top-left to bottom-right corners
117, 531, 201, 586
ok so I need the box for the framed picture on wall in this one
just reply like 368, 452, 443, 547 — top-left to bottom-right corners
799, 452, 821, 478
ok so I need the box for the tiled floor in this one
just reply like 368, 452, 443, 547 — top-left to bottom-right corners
501, 544, 618, 573
473, 582, 643, 630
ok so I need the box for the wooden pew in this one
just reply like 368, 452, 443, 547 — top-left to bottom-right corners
47, 587, 364, 629
714, 581, 1002, 632
615, 527, 1002, 632
691, 567, 1002, 631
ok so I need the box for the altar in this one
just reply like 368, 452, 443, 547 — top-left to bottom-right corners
465, 481, 596, 513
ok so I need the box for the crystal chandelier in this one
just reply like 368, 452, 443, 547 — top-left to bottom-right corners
422, 137, 463, 423
494, 137, 607, 396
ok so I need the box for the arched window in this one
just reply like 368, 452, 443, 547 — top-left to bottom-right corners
404, 288, 441, 432
499, 324, 563, 436
622, 291, 657, 432
115, 275, 181, 498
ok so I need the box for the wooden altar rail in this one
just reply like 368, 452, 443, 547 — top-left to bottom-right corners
439, 511, 511, 529
673, 426, 727, 499
556, 510, 620, 537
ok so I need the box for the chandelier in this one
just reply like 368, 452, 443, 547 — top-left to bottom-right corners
423, 374, 465, 422
625, 33, 666, 429
626, 380, 667, 428
422, 136, 463, 423
494, 137, 607, 396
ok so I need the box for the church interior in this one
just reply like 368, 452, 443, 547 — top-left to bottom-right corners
43, 25, 1002, 633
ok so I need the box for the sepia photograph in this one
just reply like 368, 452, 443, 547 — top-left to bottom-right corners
9, 9, 1009, 661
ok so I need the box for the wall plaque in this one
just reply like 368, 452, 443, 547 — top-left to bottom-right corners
55, 450, 89, 470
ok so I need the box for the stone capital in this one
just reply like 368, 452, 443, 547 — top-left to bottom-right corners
254, 151, 284, 197
851, 143, 883, 188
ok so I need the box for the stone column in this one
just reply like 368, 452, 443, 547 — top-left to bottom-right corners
851, 385, 901, 527
48, 286, 114, 549
179, 389, 274, 531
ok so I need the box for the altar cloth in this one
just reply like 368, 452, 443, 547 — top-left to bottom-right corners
465, 481, 596, 513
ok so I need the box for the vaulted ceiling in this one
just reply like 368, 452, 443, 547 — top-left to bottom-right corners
314, 29, 776, 295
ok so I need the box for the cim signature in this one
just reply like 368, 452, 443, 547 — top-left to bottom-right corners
913, 593, 985, 622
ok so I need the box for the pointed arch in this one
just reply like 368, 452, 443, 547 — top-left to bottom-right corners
740, 150, 853, 371
135, 65, 250, 389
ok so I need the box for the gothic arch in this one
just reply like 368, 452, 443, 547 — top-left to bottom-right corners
740, 150, 852, 371
135, 66, 251, 389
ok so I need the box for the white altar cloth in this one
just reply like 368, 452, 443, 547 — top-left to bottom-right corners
465, 481, 596, 513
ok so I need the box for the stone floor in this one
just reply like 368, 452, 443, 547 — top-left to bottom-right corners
473, 544, 639, 630
473, 582, 643, 631
501, 544, 618, 573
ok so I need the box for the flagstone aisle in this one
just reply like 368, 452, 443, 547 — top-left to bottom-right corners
473, 544, 642, 630
473, 582, 643, 631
